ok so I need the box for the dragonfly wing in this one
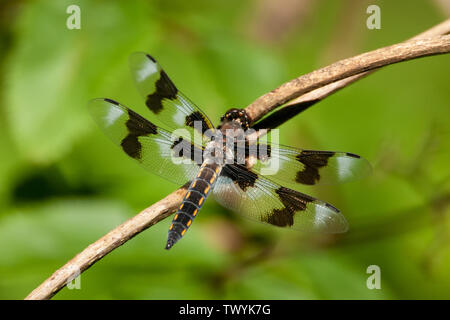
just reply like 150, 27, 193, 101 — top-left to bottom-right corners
244, 142, 371, 187
129, 52, 215, 140
88, 98, 204, 185
213, 164, 348, 233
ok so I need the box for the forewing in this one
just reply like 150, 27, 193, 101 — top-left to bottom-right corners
88, 98, 203, 185
129, 52, 215, 140
246, 142, 371, 186
213, 164, 348, 233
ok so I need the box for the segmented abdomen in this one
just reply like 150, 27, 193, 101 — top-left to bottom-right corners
165, 162, 222, 249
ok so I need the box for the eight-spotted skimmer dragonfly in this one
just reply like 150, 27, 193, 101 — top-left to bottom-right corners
89, 53, 370, 250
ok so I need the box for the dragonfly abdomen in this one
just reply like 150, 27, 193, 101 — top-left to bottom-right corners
165, 162, 222, 249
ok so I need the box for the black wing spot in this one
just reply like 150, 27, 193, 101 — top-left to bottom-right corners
121, 135, 142, 159
263, 187, 314, 227
125, 109, 157, 135
185, 111, 211, 134
276, 187, 314, 210
223, 164, 258, 192
171, 137, 204, 165
146, 71, 178, 114
295, 150, 335, 185
121, 109, 157, 159
265, 208, 294, 227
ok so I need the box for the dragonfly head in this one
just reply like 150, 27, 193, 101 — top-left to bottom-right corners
220, 108, 250, 130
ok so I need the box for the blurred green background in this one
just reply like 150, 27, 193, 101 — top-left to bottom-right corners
0, 0, 449, 299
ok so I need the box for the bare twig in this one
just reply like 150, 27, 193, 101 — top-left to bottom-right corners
255, 19, 450, 129
245, 35, 450, 122
25, 19, 450, 300
26, 187, 187, 300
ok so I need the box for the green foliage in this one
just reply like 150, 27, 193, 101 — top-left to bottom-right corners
0, 0, 449, 299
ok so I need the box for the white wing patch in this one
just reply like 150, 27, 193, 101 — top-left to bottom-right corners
335, 156, 353, 181
135, 58, 158, 83
104, 105, 124, 127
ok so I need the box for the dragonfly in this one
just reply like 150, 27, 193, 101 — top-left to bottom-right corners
89, 53, 371, 250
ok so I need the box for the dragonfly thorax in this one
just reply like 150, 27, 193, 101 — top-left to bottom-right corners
219, 108, 250, 131
203, 138, 236, 165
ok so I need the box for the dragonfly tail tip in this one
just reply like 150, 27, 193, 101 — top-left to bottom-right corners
165, 239, 175, 250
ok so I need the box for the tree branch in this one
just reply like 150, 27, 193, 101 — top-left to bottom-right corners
25, 19, 450, 300
245, 35, 450, 123
254, 19, 450, 131
25, 186, 188, 300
